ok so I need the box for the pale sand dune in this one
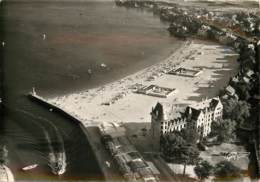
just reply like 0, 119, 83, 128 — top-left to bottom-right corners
47, 39, 239, 127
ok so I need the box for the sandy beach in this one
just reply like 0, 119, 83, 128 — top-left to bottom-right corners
47, 39, 239, 127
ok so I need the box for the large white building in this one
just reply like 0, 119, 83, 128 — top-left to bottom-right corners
151, 97, 223, 150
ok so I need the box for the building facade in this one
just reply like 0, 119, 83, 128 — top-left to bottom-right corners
151, 97, 223, 149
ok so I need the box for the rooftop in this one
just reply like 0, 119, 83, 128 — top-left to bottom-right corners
152, 102, 186, 120
225, 85, 235, 95
189, 97, 220, 110
152, 97, 221, 121
100, 122, 126, 138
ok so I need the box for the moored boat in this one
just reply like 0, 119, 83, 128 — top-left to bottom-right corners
22, 164, 38, 171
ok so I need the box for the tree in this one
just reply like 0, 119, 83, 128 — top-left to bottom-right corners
161, 132, 186, 162
222, 98, 237, 119
161, 132, 200, 175
222, 99, 250, 126
235, 82, 251, 100
180, 144, 200, 175
214, 160, 241, 178
211, 119, 236, 143
0, 145, 8, 165
231, 101, 250, 126
181, 128, 199, 144
194, 160, 213, 181
238, 50, 256, 72
141, 128, 147, 136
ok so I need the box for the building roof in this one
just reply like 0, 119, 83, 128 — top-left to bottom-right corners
151, 102, 185, 121
128, 152, 142, 160
185, 107, 201, 121
152, 97, 221, 122
189, 97, 220, 110
243, 76, 250, 83
246, 69, 254, 78
129, 159, 147, 171
100, 122, 126, 138
232, 76, 239, 83
184, 97, 221, 120
225, 85, 235, 95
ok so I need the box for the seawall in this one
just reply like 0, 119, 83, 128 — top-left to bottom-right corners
28, 93, 81, 125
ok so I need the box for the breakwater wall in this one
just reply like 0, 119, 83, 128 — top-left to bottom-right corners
27, 93, 115, 180
27, 93, 81, 125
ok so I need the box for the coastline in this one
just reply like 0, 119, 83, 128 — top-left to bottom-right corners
4, 0, 259, 180
47, 39, 239, 126
46, 40, 190, 123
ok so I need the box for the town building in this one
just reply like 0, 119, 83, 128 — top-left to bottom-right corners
151, 97, 223, 150
225, 85, 236, 96
222, 85, 238, 100
100, 123, 159, 182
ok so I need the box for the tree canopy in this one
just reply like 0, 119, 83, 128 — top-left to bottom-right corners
0, 145, 8, 165
161, 132, 199, 164
235, 82, 251, 100
180, 128, 199, 144
222, 98, 250, 126
211, 119, 236, 143
214, 160, 241, 178
194, 160, 213, 180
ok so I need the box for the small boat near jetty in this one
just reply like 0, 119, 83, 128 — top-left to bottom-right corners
100, 63, 107, 68
22, 164, 38, 171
